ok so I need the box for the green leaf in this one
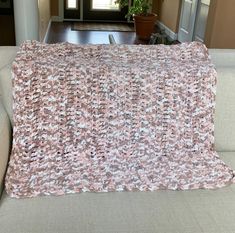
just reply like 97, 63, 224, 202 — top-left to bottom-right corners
115, 0, 151, 17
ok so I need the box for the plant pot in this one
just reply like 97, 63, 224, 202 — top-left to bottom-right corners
133, 13, 157, 40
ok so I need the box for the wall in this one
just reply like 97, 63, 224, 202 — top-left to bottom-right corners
0, 15, 15, 45
51, 0, 59, 16
152, 0, 181, 33
38, 0, 51, 41
205, 0, 235, 48
154, 0, 235, 48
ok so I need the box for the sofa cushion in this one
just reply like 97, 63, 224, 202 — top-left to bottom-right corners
0, 152, 235, 233
0, 64, 13, 125
210, 49, 235, 67
0, 100, 11, 194
0, 46, 18, 125
0, 47, 18, 70
215, 68, 235, 151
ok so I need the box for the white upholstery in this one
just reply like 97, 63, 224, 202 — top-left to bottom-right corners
0, 100, 11, 193
210, 49, 235, 67
0, 65, 13, 125
215, 68, 235, 151
0, 47, 18, 70
0, 152, 234, 233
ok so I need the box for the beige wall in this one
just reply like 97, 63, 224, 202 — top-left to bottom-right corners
152, 0, 158, 14
154, 0, 235, 48
205, 0, 235, 48
38, 0, 51, 41
51, 0, 59, 16
152, 0, 181, 33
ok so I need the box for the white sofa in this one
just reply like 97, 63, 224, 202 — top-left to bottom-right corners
0, 46, 235, 233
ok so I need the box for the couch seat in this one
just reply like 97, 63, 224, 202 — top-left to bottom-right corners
0, 152, 235, 233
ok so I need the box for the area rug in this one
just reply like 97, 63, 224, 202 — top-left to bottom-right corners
72, 22, 135, 32
5, 41, 235, 198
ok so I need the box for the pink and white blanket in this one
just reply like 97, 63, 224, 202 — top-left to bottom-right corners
5, 41, 235, 198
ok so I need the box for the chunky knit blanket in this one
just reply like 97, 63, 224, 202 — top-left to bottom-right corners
5, 41, 235, 198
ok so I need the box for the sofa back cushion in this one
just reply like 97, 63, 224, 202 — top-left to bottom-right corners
0, 65, 13, 125
210, 49, 235, 67
0, 100, 11, 193
214, 68, 235, 151
0, 47, 18, 125
0, 47, 19, 70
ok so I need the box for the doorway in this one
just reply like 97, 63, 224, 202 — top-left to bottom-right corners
64, 0, 129, 22
178, 0, 211, 42
64, 0, 80, 20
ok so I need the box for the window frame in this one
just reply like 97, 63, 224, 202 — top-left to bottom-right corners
66, 0, 79, 10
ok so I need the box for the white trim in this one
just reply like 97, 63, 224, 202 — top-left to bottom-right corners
178, 0, 199, 42
43, 19, 51, 43
60, 0, 130, 22
156, 21, 178, 41
59, 0, 64, 21
63, 18, 83, 22
66, 0, 79, 10
63, 0, 82, 21
14, 0, 39, 45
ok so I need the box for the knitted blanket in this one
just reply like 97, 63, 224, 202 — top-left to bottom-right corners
5, 41, 235, 198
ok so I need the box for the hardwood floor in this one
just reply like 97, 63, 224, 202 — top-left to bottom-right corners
47, 22, 148, 45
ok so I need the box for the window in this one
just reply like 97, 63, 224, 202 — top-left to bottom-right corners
66, 0, 78, 9
91, 0, 119, 11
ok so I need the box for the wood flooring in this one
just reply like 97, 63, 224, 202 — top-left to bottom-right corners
47, 22, 148, 45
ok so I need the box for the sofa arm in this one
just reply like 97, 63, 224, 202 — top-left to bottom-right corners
0, 99, 11, 195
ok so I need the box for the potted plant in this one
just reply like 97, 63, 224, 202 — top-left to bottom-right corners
115, 0, 157, 40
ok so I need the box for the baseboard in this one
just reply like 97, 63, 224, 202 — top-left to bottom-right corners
156, 21, 178, 41
43, 19, 51, 43
51, 16, 63, 22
